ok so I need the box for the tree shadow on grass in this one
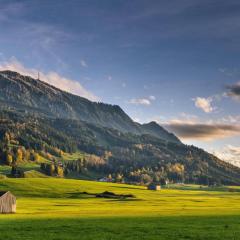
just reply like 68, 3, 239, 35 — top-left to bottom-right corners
66, 191, 95, 199
66, 191, 137, 200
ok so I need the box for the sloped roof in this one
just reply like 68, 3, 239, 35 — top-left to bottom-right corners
0, 191, 9, 197
148, 183, 160, 187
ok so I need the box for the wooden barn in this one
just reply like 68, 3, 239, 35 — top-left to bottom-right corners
148, 183, 161, 191
0, 191, 16, 213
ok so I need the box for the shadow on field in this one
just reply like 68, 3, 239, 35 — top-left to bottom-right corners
66, 192, 96, 199
66, 191, 136, 200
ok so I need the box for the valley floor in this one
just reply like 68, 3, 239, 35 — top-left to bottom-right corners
0, 178, 240, 239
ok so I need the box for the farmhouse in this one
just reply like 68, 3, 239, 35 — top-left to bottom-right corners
148, 183, 161, 191
98, 177, 113, 182
0, 191, 16, 213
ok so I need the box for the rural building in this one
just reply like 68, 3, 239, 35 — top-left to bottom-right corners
148, 184, 161, 191
0, 191, 16, 213
98, 177, 113, 182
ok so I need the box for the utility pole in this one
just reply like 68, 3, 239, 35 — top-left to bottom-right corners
37, 72, 40, 81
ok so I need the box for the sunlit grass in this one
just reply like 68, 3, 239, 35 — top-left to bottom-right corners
0, 178, 240, 218
0, 178, 240, 239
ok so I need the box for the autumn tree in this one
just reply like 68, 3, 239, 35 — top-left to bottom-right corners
6, 152, 13, 165
16, 148, 23, 162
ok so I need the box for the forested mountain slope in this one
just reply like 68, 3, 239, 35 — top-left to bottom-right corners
0, 70, 239, 185
0, 70, 179, 143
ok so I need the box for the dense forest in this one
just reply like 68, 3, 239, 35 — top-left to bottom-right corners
0, 109, 240, 185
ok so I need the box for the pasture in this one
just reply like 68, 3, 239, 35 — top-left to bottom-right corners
0, 178, 240, 239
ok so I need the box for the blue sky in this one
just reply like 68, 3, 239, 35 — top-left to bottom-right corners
0, 0, 239, 164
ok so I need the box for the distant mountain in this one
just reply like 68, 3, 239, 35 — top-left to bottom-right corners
0, 70, 180, 143
0, 70, 240, 185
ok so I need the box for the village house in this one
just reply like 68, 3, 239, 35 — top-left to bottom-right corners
0, 191, 16, 213
98, 177, 114, 182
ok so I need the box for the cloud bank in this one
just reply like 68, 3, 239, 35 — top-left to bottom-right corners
0, 58, 99, 101
226, 82, 240, 101
164, 122, 240, 141
157, 114, 240, 141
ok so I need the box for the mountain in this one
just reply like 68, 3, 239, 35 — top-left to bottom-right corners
0, 70, 240, 185
141, 121, 179, 143
0, 70, 179, 143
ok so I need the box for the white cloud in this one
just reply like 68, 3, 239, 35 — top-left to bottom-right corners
221, 115, 240, 124
80, 59, 88, 68
129, 98, 151, 106
129, 95, 156, 106
107, 75, 112, 81
0, 57, 99, 101
194, 97, 214, 113
149, 95, 156, 101
122, 82, 126, 88
213, 145, 240, 167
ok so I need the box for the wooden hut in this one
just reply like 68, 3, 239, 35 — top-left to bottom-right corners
0, 191, 16, 213
148, 183, 161, 191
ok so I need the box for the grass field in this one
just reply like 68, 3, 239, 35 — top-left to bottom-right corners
0, 178, 240, 239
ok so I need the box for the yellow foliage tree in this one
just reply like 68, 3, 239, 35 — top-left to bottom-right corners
16, 148, 23, 162
6, 153, 13, 165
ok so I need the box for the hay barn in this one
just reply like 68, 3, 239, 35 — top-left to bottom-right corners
0, 191, 16, 213
148, 184, 161, 191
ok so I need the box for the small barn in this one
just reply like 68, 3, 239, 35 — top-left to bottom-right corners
148, 184, 161, 191
0, 191, 16, 213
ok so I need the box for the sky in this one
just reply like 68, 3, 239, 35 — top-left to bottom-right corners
0, 0, 239, 165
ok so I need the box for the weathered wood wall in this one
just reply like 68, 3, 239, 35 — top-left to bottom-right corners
0, 192, 16, 213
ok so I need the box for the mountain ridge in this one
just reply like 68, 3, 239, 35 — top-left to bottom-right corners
0, 70, 180, 143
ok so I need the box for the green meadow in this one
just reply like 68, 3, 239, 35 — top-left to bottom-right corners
0, 178, 240, 239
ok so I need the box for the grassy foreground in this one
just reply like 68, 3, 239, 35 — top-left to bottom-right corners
0, 178, 240, 239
